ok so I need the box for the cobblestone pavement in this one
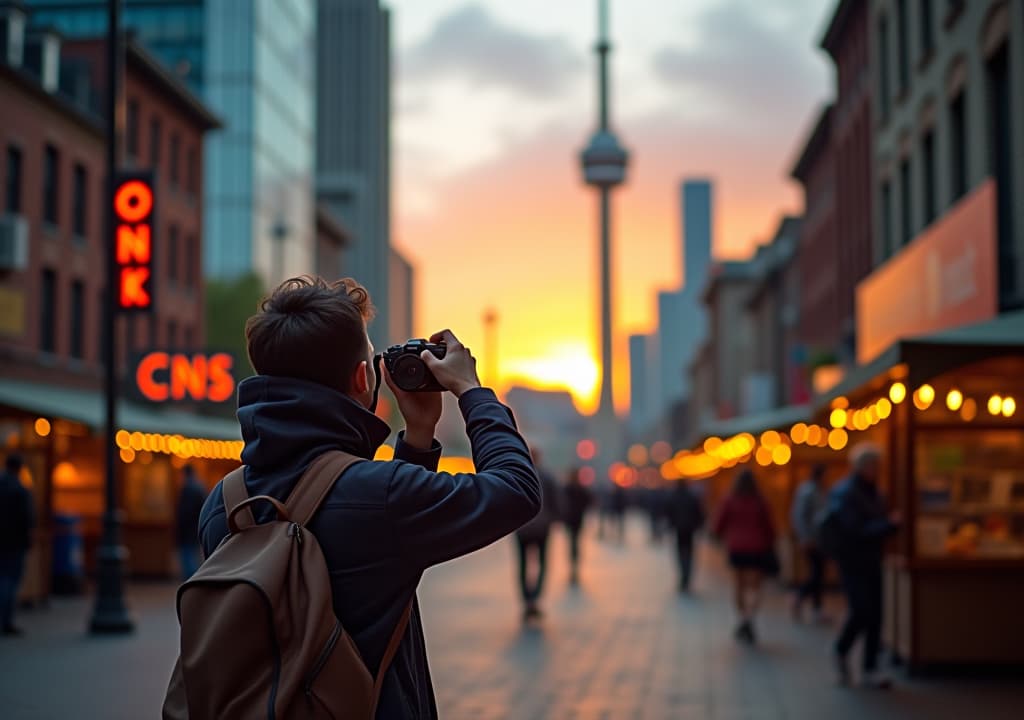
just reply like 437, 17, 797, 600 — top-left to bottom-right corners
1, 516, 1021, 719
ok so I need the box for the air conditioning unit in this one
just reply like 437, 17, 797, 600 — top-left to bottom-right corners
0, 214, 29, 270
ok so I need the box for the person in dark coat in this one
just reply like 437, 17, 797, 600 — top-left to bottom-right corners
713, 469, 776, 644
609, 483, 628, 543
790, 463, 829, 622
0, 454, 34, 636
175, 464, 207, 580
667, 480, 705, 593
515, 448, 560, 620
830, 444, 900, 689
561, 467, 594, 585
198, 277, 540, 719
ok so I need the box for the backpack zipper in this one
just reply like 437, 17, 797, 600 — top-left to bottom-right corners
305, 621, 342, 696
289, 522, 303, 544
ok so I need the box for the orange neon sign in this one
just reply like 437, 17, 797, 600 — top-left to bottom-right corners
114, 173, 155, 312
135, 352, 236, 403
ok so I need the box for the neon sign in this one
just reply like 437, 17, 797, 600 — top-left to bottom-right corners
114, 173, 155, 312
134, 352, 235, 403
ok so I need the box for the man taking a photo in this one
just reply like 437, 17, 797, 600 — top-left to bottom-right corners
197, 276, 540, 718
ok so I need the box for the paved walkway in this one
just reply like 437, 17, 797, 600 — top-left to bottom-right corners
1, 516, 1021, 719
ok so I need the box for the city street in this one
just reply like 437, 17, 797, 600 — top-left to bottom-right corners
1, 516, 1021, 720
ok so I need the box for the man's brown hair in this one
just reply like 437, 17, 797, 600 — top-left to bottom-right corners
245, 276, 375, 392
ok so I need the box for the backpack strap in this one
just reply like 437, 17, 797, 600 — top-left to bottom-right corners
285, 450, 364, 527
371, 598, 414, 714
222, 467, 255, 531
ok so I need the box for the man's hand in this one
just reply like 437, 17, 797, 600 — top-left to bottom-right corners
421, 329, 481, 398
382, 357, 442, 450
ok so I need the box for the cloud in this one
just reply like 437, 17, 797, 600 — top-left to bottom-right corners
651, 1, 829, 135
401, 4, 584, 100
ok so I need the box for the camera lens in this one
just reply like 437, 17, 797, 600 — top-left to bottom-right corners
393, 355, 425, 389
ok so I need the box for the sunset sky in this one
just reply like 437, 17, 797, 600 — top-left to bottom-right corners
388, 0, 836, 414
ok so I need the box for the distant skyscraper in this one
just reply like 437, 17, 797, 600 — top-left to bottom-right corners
628, 333, 657, 435
683, 180, 713, 291
654, 179, 714, 421
28, 0, 318, 288
316, 0, 392, 348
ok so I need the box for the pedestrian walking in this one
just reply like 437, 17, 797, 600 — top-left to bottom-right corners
609, 483, 627, 544
562, 467, 594, 586
667, 480, 705, 593
0, 454, 34, 636
516, 448, 561, 620
828, 444, 900, 689
713, 468, 776, 644
175, 464, 207, 580
790, 463, 829, 623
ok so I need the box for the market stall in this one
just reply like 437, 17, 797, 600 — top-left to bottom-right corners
815, 311, 1024, 668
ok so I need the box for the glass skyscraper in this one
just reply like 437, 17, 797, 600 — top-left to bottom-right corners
28, 0, 316, 285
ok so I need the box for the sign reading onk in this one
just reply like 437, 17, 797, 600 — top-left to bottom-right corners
114, 172, 156, 313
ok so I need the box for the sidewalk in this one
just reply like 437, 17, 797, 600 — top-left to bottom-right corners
1, 516, 1021, 719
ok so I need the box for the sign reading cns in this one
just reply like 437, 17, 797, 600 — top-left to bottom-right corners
114, 173, 156, 313
134, 352, 235, 403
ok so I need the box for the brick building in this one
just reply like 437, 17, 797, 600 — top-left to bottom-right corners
791, 105, 841, 363
822, 0, 875, 355
0, 8, 228, 591
0, 26, 219, 388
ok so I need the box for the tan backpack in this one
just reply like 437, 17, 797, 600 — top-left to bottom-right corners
163, 451, 412, 720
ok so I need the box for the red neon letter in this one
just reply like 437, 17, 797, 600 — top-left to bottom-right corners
136, 352, 170, 401
116, 224, 151, 264
171, 354, 207, 401
114, 180, 153, 222
207, 353, 235, 403
119, 267, 151, 308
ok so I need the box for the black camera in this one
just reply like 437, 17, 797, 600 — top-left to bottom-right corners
382, 339, 447, 392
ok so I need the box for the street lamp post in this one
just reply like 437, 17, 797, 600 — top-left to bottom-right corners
90, 0, 133, 634
482, 308, 499, 390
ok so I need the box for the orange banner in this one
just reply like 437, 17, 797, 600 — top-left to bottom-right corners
856, 179, 998, 364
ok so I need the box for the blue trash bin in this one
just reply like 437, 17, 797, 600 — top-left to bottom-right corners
52, 514, 84, 595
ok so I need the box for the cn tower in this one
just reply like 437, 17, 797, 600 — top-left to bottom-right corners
580, 0, 628, 453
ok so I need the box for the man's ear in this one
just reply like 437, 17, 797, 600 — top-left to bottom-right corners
351, 360, 370, 395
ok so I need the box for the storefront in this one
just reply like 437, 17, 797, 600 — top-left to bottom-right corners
813, 311, 1024, 668
0, 378, 242, 598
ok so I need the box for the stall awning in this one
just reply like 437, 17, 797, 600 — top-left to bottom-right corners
0, 379, 242, 440
698, 404, 810, 441
816, 310, 1024, 409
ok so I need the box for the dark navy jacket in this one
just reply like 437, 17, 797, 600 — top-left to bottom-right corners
828, 473, 897, 570
198, 376, 540, 719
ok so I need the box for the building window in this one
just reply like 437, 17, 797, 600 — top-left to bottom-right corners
881, 180, 893, 259
900, 158, 912, 246
149, 116, 162, 168
5, 145, 22, 213
184, 233, 196, 289
183, 326, 194, 351
40, 269, 56, 353
168, 319, 178, 349
127, 98, 140, 159
186, 146, 198, 198
43, 144, 59, 225
896, 0, 909, 95
922, 129, 936, 226
949, 91, 967, 202
70, 280, 84, 359
987, 43, 1015, 305
878, 15, 892, 120
919, 0, 934, 59
168, 224, 179, 285
72, 163, 88, 238
170, 132, 180, 188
